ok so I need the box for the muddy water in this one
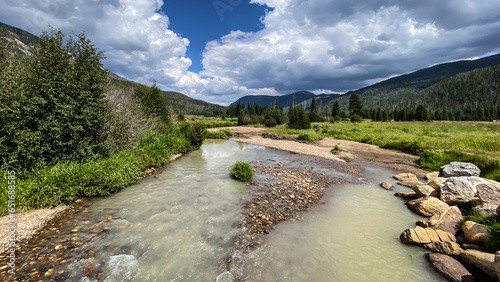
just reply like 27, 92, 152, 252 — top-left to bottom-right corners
9, 140, 444, 281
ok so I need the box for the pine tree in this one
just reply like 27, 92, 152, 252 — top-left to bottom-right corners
348, 93, 363, 117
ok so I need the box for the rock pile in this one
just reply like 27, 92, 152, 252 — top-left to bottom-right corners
392, 162, 500, 281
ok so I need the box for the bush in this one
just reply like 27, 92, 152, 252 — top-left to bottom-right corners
297, 132, 322, 142
207, 129, 233, 139
229, 161, 254, 182
264, 116, 277, 127
180, 122, 208, 148
350, 114, 362, 123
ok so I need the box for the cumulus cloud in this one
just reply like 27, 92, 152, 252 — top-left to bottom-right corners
203, 0, 500, 93
1, 0, 499, 105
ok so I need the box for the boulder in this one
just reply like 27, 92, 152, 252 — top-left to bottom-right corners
398, 180, 425, 189
400, 226, 456, 245
428, 177, 447, 191
406, 197, 450, 217
215, 271, 236, 282
462, 244, 482, 251
424, 241, 464, 256
472, 203, 499, 217
439, 162, 481, 178
394, 192, 418, 199
475, 178, 500, 205
430, 206, 463, 235
462, 221, 491, 245
393, 172, 418, 182
440, 177, 476, 205
470, 197, 483, 207
495, 251, 500, 281
426, 171, 440, 181
413, 184, 439, 198
497, 205, 500, 215
461, 250, 496, 280
425, 253, 476, 282
380, 182, 393, 190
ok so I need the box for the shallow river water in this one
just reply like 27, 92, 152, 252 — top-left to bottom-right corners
16, 140, 446, 281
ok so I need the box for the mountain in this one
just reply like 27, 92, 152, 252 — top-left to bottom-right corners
229, 91, 316, 108
230, 54, 500, 112
0, 21, 225, 115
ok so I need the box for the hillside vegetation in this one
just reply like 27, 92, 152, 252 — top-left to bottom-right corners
0, 28, 207, 215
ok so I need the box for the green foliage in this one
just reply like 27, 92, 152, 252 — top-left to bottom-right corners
207, 129, 233, 139
264, 116, 277, 127
180, 122, 208, 148
331, 145, 340, 154
297, 132, 322, 142
288, 105, 311, 129
134, 82, 170, 124
348, 93, 364, 117
1, 28, 109, 171
415, 104, 431, 121
382, 140, 423, 155
229, 161, 254, 182
350, 114, 362, 123
177, 113, 186, 122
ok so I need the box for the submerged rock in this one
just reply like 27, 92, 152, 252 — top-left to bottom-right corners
439, 162, 481, 178
440, 177, 476, 205
406, 197, 450, 217
461, 250, 497, 280
215, 271, 235, 282
425, 253, 476, 282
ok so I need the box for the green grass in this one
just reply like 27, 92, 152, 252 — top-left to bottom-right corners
229, 161, 254, 182
266, 121, 500, 181
0, 125, 200, 215
207, 129, 233, 139
186, 115, 237, 128
297, 131, 323, 142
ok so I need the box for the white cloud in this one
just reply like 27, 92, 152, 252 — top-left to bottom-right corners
1, 0, 500, 105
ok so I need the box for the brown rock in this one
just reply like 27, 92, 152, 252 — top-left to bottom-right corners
470, 197, 483, 207
400, 226, 455, 245
398, 180, 425, 189
380, 182, 393, 190
462, 221, 491, 245
393, 172, 418, 182
461, 249, 497, 280
430, 206, 463, 235
413, 184, 439, 198
424, 241, 464, 256
425, 253, 476, 282
427, 177, 446, 191
494, 251, 500, 281
406, 197, 450, 217
472, 203, 499, 217
426, 171, 440, 181
394, 191, 418, 199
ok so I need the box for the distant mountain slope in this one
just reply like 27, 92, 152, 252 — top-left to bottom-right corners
231, 54, 500, 112
1, 21, 225, 115
230, 91, 316, 108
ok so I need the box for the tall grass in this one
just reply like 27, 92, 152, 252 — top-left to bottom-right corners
268, 121, 500, 181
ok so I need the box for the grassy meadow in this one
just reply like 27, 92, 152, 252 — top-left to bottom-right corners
266, 121, 500, 180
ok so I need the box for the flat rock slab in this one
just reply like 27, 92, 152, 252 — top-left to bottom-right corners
406, 197, 450, 217
425, 253, 476, 282
393, 172, 418, 181
424, 241, 464, 256
400, 226, 456, 245
461, 249, 497, 280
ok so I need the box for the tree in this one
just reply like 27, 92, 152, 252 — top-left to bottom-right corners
415, 104, 430, 121
288, 105, 311, 129
332, 100, 341, 120
309, 97, 321, 122
8, 28, 109, 170
348, 93, 363, 117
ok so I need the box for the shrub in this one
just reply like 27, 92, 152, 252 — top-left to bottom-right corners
350, 114, 362, 123
264, 116, 277, 127
229, 161, 254, 182
297, 132, 322, 142
180, 122, 208, 148
207, 129, 233, 139
331, 145, 340, 154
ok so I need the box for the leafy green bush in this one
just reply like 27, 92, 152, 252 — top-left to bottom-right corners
264, 116, 277, 127
350, 114, 362, 123
180, 122, 208, 148
207, 129, 233, 139
297, 132, 322, 142
229, 161, 254, 182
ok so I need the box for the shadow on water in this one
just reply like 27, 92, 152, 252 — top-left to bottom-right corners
3, 140, 445, 281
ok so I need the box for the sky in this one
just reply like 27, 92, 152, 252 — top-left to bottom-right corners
1, 0, 500, 105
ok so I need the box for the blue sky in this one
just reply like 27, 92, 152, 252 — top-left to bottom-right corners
1, 0, 500, 105
164, 0, 268, 72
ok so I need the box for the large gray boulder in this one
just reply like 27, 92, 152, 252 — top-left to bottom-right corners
439, 162, 481, 178
461, 250, 497, 280
406, 197, 450, 217
462, 221, 491, 245
475, 177, 500, 205
440, 177, 476, 205
425, 253, 476, 282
